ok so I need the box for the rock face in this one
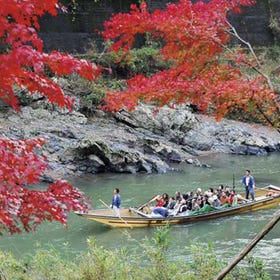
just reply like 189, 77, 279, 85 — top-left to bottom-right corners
0, 104, 279, 179
186, 115, 280, 155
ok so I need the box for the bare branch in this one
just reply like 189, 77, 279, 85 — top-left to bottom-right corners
226, 21, 274, 89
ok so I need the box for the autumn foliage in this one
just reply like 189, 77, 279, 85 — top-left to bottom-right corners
102, 0, 280, 126
0, 0, 100, 111
0, 0, 99, 233
0, 138, 89, 233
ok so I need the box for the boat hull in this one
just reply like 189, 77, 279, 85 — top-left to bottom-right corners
76, 185, 280, 228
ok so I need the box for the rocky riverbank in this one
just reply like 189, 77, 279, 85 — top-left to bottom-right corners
1, 103, 279, 182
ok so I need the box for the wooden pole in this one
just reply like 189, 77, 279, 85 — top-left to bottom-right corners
99, 198, 133, 229
215, 211, 280, 280
137, 194, 159, 210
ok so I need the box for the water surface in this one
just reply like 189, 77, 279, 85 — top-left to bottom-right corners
1, 153, 279, 278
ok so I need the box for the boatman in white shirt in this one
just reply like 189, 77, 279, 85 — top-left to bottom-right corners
242, 169, 256, 201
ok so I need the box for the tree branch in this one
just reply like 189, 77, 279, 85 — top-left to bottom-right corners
226, 21, 274, 90
215, 211, 280, 280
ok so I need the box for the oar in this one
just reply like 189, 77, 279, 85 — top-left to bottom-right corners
236, 194, 251, 203
99, 199, 133, 229
137, 194, 160, 210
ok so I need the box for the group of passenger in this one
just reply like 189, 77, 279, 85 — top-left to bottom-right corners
152, 184, 238, 217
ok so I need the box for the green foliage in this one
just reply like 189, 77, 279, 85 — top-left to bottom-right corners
78, 237, 132, 280
27, 244, 77, 279
80, 77, 126, 109
189, 242, 224, 279
65, 39, 171, 114
0, 251, 28, 280
0, 226, 272, 280
87, 38, 172, 79
152, 223, 171, 251
14, 86, 34, 106
140, 224, 183, 280
246, 256, 271, 280
0, 86, 34, 112
65, 39, 170, 114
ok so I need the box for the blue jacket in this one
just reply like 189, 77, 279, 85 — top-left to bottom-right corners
242, 175, 255, 190
112, 194, 121, 208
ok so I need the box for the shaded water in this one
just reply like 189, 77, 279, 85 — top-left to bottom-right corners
0, 153, 279, 278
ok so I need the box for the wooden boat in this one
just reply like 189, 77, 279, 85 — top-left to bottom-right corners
76, 185, 280, 228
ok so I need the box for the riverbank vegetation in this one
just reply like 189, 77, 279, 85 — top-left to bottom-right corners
74, 41, 280, 123
0, 226, 271, 280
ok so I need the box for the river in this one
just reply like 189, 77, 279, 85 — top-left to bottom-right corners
0, 153, 279, 278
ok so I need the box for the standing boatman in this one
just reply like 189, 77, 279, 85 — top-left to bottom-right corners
242, 169, 256, 201
111, 188, 121, 216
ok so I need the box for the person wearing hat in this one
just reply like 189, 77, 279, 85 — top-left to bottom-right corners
242, 169, 256, 201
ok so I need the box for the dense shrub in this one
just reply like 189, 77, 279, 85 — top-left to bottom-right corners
67, 39, 171, 113
0, 226, 271, 280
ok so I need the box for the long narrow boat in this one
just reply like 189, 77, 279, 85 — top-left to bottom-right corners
76, 185, 280, 228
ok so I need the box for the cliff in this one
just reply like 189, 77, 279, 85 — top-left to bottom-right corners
1, 101, 279, 180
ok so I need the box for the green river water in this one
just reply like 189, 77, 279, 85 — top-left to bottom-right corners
0, 153, 279, 278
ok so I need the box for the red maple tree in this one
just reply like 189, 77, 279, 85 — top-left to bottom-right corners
0, 0, 100, 233
102, 0, 279, 127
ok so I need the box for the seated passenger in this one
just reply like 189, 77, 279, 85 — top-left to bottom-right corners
208, 187, 214, 194
179, 204, 188, 213
220, 191, 230, 206
212, 195, 221, 207
197, 197, 204, 208
229, 190, 237, 204
174, 196, 187, 213
155, 197, 165, 207
217, 185, 224, 199
218, 184, 224, 192
188, 191, 194, 199
213, 189, 220, 199
175, 191, 182, 202
155, 193, 169, 207
225, 186, 231, 197
204, 190, 213, 203
162, 193, 169, 207
167, 197, 176, 210
186, 199, 192, 210
153, 207, 168, 217
196, 188, 202, 197
191, 198, 200, 211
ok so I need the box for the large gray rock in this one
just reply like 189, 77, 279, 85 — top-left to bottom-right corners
114, 104, 196, 140
190, 116, 280, 155
0, 104, 279, 180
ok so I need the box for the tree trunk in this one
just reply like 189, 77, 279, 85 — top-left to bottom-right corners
215, 211, 280, 280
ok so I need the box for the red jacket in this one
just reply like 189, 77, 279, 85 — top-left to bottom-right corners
155, 199, 165, 207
